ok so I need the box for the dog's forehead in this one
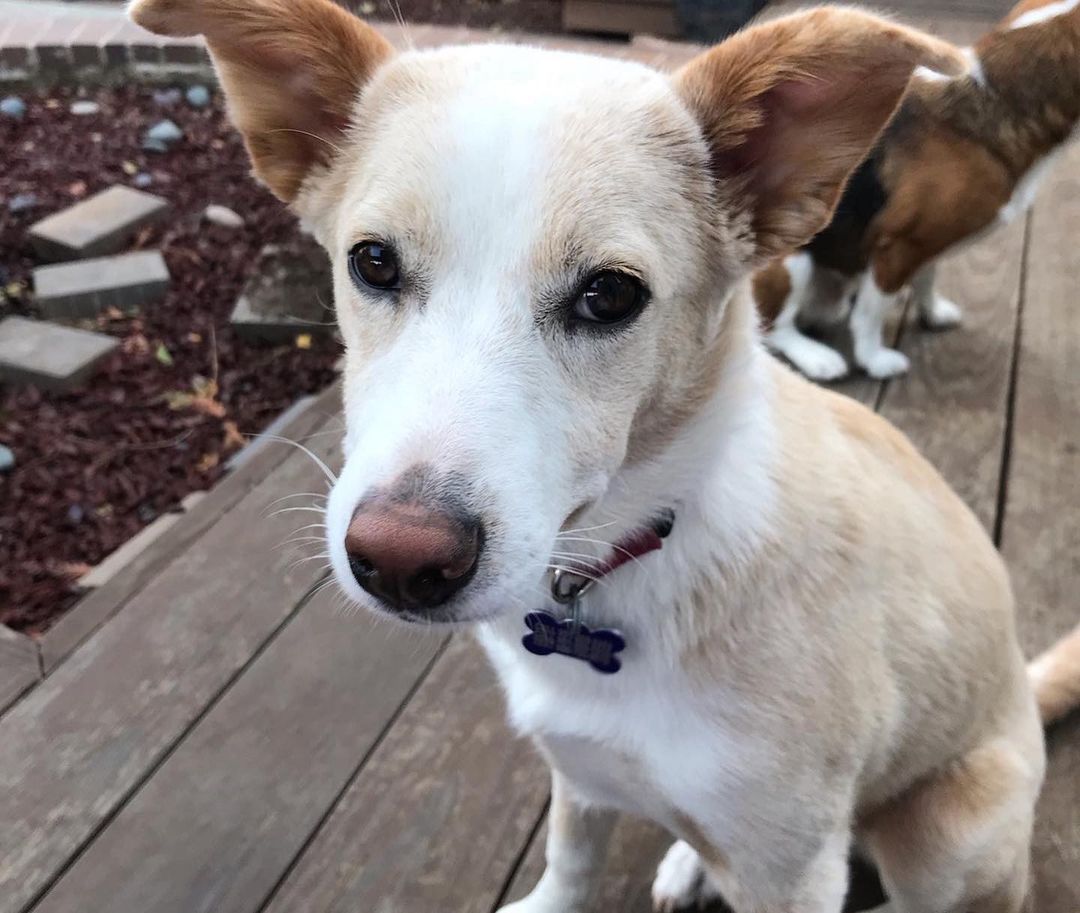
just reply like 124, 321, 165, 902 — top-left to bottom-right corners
341, 44, 703, 261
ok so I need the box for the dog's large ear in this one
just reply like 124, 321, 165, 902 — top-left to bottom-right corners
129, 0, 394, 201
675, 7, 962, 261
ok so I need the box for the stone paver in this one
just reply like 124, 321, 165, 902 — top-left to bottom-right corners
28, 185, 169, 262
33, 250, 169, 319
231, 238, 335, 344
0, 316, 117, 391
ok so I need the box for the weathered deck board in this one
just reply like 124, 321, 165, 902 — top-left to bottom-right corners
1000, 144, 1080, 913
261, 637, 549, 913
30, 592, 444, 913
0, 420, 341, 913
0, 626, 40, 715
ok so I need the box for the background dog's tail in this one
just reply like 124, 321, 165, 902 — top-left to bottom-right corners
1029, 623, 1080, 725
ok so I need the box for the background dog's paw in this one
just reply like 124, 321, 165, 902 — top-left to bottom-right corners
861, 347, 911, 379
767, 332, 849, 381
652, 840, 723, 911
792, 343, 849, 382
921, 296, 963, 330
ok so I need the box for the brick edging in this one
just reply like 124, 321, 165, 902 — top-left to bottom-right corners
1, 0, 212, 86
0, 0, 701, 87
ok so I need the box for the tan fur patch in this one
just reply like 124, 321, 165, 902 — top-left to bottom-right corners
673, 812, 730, 875
751, 259, 792, 330
130, 0, 394, 200
1029, 623, 1080, 724
863, 2, 1080, 290
675, 7, 967, 261
869, 128, 1012, 292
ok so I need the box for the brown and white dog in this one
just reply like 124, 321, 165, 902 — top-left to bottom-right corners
755, 0, 1080, 380
129, 1, 1080, 911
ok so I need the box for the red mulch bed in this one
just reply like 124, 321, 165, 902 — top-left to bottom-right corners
0, 86, 341, 636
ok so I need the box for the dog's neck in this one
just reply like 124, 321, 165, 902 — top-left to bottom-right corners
966, 13, 1080, 175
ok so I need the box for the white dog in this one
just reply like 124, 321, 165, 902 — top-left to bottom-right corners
130, 1, 1080, 910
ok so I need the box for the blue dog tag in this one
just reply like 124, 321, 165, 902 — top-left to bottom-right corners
522, 610, 625, 674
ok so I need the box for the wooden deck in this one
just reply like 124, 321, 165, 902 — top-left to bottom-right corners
2, 14, 1079, 913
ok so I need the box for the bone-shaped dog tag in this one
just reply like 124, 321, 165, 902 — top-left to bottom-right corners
522, 610, 625, 674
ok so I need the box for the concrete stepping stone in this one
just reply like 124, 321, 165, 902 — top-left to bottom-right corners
231, 236, 335, 344
0, 317, 118, 392
28, 185, 169, 262
33, 250, 170, 319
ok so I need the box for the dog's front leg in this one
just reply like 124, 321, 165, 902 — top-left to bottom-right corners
498, 771, 616, 913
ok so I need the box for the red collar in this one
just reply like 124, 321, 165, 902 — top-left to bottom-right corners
557, 509, 674, 587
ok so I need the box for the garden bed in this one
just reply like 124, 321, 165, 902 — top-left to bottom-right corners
0, 85, 340, 635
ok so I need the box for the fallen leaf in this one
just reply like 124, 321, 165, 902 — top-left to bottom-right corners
45, 98, 60, 109
222, 420, 245, 450
187, 332, 203, 344
191, 397, 227, 419
196, 452, 220, 473
68, 180, 87, 197
4, 282, 23, 300
155, 343, 174, 366
164, 390, 195, 410
295, 333, 312, 350
192, 376, 218, 399
53, 561, 93, 580
122, 160, 138, 175
122, 333, 151, 356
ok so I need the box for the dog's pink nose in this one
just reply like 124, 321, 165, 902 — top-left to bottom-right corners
344, 501, 482, 613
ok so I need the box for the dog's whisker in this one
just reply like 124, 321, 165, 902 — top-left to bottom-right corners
556, 520, 618, 536
268, 505, 329, 519
266, 492, 328, 509
251, 434, 338, 484
268, 127, 344, 156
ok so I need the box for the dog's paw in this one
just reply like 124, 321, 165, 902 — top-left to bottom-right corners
860, 347, 910, 379
652, 840, 722, 912
921, 296, 963, 329
792, 343, 849, 381
766, 331, 849, 381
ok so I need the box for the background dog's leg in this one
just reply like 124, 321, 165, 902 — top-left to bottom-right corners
764, 253, 850, 381
498, 771, 616, 913
851, 272, 910, 378
911, 263, 963, 329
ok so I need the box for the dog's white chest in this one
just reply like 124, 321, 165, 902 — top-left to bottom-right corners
477, 625, 756, 824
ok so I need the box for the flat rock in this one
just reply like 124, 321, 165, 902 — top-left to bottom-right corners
185, 85, 211, 108
143, 119, 184, 153
231, 236, 335, 344
0, 317, 118, 392
28, 186, 170, 262
69, 100, 100, 116
8, 193, 38, 214
1, 96, 26, 120
203, 204, 244, 229
33, 251, 170, 320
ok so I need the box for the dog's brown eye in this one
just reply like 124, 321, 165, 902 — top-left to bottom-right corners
349, 241, 401, 291
573, 271, 646, 325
